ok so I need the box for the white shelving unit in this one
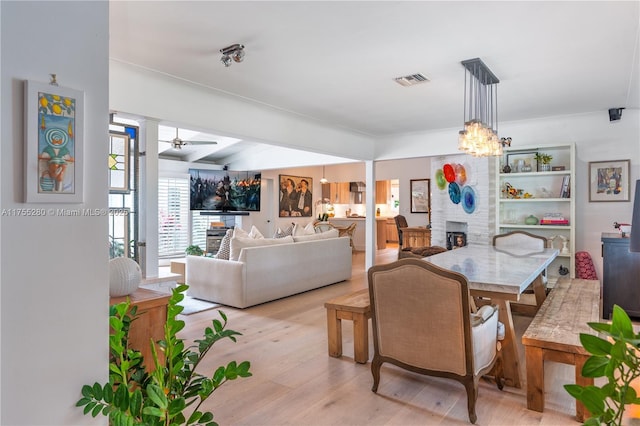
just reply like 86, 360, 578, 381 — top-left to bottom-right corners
496, 143, 576, 284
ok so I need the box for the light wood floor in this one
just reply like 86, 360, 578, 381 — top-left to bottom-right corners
178, 245, 581, 425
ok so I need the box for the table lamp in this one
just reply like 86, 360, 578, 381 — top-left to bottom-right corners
631, 179, 640, 253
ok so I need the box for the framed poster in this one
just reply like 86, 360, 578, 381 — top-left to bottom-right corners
589, 159, 631, 202
410, 178, 431, 213
25, 80, 84, 203
279, 175, 313, 217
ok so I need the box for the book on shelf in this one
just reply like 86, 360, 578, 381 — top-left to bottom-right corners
559, 175, 570, 198
540, 213, 569, 225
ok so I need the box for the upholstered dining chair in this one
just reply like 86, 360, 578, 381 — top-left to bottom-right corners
394, 215, 446, 259
368, 259, 503, 424
493, 230, 549, 315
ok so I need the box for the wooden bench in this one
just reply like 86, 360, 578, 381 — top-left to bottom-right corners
324, 289, 371, 364
521, 277, 600, 422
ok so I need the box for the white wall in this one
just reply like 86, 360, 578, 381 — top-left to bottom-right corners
1, 2, 108, 424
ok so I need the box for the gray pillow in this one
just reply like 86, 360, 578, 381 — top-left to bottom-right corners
273, 223, 294, 239
215, 229, 233, 260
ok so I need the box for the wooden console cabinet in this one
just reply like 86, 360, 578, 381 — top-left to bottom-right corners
110, 288, 171, 370
602, 233, 640, 319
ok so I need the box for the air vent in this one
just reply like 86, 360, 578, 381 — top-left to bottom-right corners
394, 73, 430, 87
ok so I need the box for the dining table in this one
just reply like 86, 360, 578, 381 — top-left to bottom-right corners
424, 244, 559, 388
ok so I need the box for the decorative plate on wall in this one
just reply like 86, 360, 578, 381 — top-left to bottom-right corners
461, 185, 476, 214
443, 163, 456, 183
435, 169, 446, 190
448, 182, 461, 204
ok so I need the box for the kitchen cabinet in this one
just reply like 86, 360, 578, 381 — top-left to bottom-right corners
386, 218, 399, 242
325, 182, 350, 204
376, 218, 386, 249
496, 143, 575, 284
376, 181, 390, 204
602, 233, 640, 319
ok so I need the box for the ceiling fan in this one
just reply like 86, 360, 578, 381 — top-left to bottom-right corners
160, 128, 218, 150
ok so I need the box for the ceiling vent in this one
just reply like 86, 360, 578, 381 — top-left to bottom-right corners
394, 73, 430, 87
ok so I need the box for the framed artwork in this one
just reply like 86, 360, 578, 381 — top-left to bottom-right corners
506, 151, 537, 173
589, 159, 631, 202
279, 174, 313, 217
25, 80, 84, 203
410, 178, 431, 213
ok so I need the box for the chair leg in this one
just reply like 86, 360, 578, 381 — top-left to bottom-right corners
371, 356, 382, 392
464, 378, 478, 424
494, 352, 504, 391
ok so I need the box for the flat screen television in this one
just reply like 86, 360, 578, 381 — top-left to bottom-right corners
189, 169, 261, 212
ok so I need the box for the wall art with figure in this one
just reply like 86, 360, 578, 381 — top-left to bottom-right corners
25, 80, 84, 203
589, 159, 630, 202
279, 175, 313, 217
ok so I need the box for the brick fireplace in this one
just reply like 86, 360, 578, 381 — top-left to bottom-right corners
430, 155, 497, 247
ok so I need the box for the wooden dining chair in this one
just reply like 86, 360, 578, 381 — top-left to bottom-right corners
394, 215, 445, 259
368, 259, 503, 424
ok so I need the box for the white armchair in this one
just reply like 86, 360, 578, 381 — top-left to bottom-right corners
368, 258, 503, 424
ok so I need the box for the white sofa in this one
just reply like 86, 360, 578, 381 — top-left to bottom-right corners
186, 236, 352, 308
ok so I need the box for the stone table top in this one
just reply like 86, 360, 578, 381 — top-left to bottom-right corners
424, 244, 559, 300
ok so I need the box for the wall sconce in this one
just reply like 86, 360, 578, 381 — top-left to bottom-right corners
220, 44, 245, 67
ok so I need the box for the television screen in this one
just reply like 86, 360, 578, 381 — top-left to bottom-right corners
189, 169, 261, 212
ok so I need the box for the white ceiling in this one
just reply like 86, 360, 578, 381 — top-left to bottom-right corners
110, 1, 640, 163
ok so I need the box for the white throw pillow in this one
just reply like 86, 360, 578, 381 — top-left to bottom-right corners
214, 229, 233, 260
229, 235, 294, 261
248, 225, 264, 239
293, 222, 316, 236
233, 226, 249, 238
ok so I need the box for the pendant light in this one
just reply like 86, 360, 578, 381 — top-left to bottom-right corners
320, 166, 328, 184
458, 58, 502, 157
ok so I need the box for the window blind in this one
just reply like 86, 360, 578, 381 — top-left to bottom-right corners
158, 176, 190, 258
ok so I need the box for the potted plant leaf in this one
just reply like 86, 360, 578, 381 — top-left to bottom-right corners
185, 245, 204, 256
564, 304, 640, 425
76, 284, 251, 425
534, 152, 553, 172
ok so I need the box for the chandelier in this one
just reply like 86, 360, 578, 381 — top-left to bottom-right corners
458, 58, 502, 157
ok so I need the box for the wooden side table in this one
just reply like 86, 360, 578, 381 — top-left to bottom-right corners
110, 288, 171, 371
324, 289, 371, 363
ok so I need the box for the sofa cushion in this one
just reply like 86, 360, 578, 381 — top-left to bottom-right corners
248, 225, 264, 239
293, 228, 339, 242
230, 235, 294, 261
273, 223, 294, 239
215, 229, 233, 260
233, 226, 249, 238
293, 222, 315, 236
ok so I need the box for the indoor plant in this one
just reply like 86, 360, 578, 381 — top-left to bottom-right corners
564, 304, 640, 425
534, 152, 553, 171
76, 284, 251, 425
185, 245, 204, 256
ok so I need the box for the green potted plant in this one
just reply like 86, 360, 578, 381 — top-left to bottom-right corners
535, 152, 553, 172
565, 304, 640, 425
76, 284, 251, 425
185, 245, 204, 256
